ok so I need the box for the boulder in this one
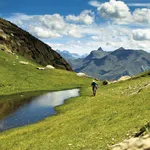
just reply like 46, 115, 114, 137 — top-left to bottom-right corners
46, 65, 55, 69
19, 61, 29, 65
76, 72, 88, 77
36, 67, 45, 70
118, 76, 131, 81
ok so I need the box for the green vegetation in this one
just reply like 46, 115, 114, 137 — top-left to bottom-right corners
0, 50, 90, 96
0, 50, 150, 150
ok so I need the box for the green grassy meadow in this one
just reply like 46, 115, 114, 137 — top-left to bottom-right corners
0, 50, 150, 150
0, 50, 91, 95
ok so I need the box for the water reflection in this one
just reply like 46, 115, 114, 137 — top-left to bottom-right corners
0, 89, 79, 132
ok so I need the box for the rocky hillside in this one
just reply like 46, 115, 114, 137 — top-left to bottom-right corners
0, 18, 72, 71
75, 47, 150, 80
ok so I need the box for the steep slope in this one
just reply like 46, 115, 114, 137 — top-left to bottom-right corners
0, 18, 72, 71
76, 47, 150, 80
0, 50, 90, 95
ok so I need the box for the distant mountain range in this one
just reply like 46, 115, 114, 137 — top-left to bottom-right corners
56, 50, 88, 60
60, 47, 150, 80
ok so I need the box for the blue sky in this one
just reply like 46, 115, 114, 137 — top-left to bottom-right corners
1, 0, 150, 54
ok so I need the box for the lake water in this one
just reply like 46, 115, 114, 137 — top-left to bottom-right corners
0, 89, 79, 132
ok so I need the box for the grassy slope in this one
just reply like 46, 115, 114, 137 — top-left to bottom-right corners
0, 50, 150, 150
0, 50, 91, 95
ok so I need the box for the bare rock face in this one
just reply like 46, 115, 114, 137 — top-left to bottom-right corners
0, 18, 72, 71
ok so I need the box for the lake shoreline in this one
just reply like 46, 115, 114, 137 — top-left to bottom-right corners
0, 88, 80, 132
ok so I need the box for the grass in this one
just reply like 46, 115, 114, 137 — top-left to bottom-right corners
0, 50, 150, 150
0, 50, 91, 95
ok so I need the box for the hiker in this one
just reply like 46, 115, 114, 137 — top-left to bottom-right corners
91, 80, 98, 96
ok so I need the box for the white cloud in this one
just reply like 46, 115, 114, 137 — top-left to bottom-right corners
106, 41, 115, 47
66, 10, 94, 25
137, 43, 149, 49
88, 1, 101, 7
7, 13, 33, 25
7, 14, 66, 38
133, 8, 150, 24
7, 13, 87, 39
46, 25, 149, 54
91, 35, 102, 40
97, 0, 150, 25
28, 26, 62, 38
132, 29, 150, 41
67, 28, 83, 38
127, 3, 150, 7
47, 41, 87, 54
97, 0, 132, 23
38, 14, 66, 30
5, 10, 150, 53
46, 24, 150, 54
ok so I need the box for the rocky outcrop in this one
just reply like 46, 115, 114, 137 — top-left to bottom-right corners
0, 18, 72, 71
111, 123, 150, 150
111, 134, 150, 150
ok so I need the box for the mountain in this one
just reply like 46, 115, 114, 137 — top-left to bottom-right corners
56, 50, 88, 61
67, 47, 109, 70
75, 47, 150, 80
0, 18, 72, 71
84, 47, 110, 61
56, 50, 89, 70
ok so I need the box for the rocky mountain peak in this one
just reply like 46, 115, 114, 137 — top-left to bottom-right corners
97, 47, 103, 51
117, 47, 125, 51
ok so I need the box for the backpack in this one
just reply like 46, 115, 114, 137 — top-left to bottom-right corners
92, 82, 97, 87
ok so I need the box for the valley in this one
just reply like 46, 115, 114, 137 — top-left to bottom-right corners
0, 17, 150, 150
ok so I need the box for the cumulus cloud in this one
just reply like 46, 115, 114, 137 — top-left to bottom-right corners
132, 29, 150, 41
66, 10, 94, 25
7, 14, 67, 38
88, 0, 101, 7
88, 25, 150, 51
97, 0, 132, 22
7, 13, 87, 39
46, 23, 150, 54
67, 29, 83, 38
96, 0, 150, 25
5, 10, 150, 53
38, 14, 66, 30
28, 26, 61, 38
7, 13, 33, 26
133, 8, 150, 24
